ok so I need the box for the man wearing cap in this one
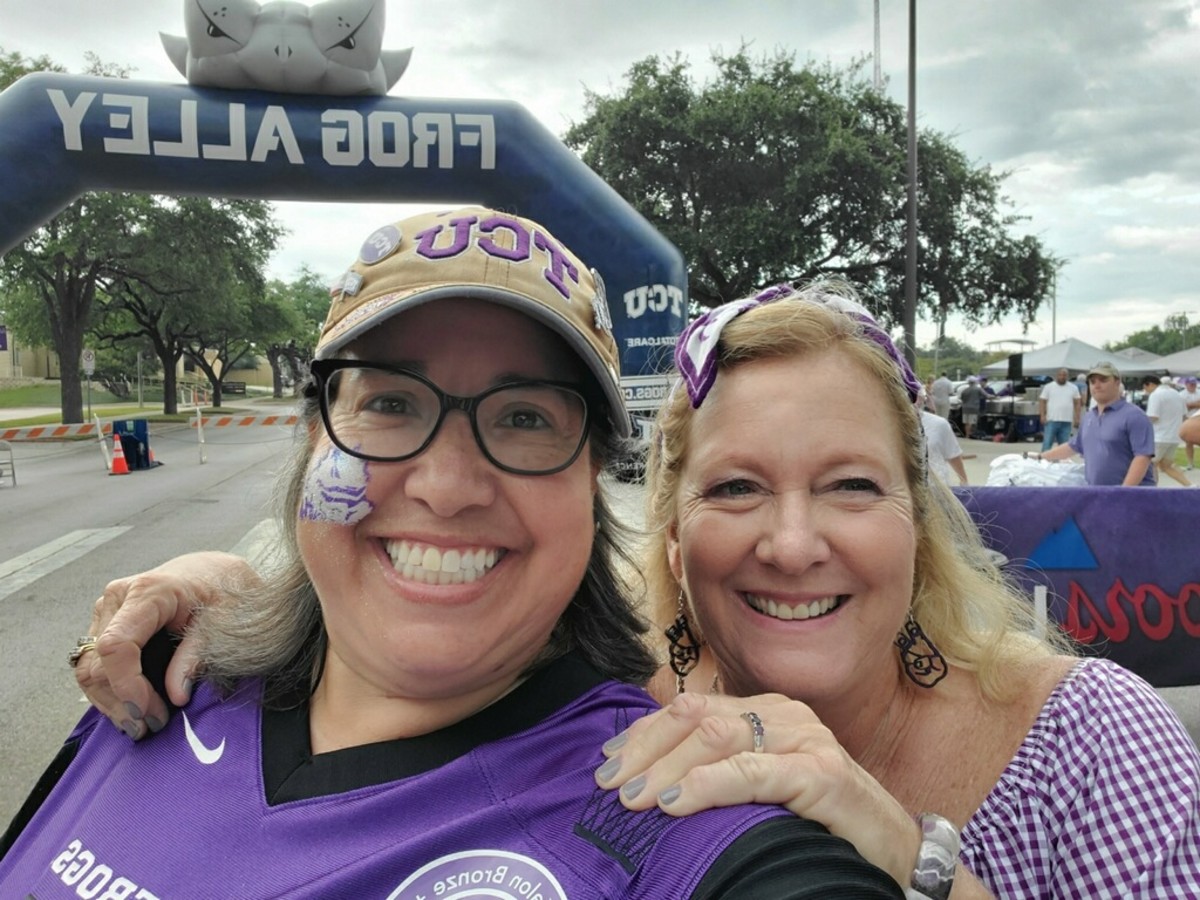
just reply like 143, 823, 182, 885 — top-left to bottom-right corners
1183, 377, 1200, 469
1139, 375, 1194, 487
1038, 367, 1081, 450
1031, 362, 1155, 485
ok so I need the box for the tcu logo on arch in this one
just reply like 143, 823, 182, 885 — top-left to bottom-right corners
624, 283, 685, 319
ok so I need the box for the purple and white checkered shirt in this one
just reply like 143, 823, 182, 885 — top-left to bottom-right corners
960, 658, 1200, 897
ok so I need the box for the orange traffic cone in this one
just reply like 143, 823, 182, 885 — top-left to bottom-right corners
110, 431, 130, 476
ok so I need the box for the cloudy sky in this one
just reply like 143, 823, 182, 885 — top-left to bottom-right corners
2, 0, 1198, 352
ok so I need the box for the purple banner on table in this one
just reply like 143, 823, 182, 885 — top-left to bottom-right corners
954, 486, 1200, 687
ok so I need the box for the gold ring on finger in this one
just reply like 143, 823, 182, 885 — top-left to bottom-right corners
68, 635, 99, 668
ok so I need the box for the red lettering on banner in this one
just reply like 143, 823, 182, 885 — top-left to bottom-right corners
1063, 579, 1200, 644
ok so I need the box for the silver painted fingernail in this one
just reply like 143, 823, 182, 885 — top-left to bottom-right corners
658, 784, 682, 805
145, 715, 166, 733
124, 701, 144, 721
596, 756, 621, 783
621, 775, 646, 801
603, 731, 629, 754
119, 719, 141, 740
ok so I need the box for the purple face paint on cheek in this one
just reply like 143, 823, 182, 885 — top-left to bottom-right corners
299, 446, 375, 525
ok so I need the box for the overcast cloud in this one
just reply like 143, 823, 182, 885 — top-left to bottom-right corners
1, 0, 1197, 353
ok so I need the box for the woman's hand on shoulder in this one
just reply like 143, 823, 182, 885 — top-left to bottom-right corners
74, 551, 259, 740
594, 691, 921, 887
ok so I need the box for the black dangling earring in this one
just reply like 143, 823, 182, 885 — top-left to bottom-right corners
665, 590, 702, 695
895, 612, 947, 688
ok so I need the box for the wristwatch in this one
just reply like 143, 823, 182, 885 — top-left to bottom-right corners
906, 813, 959, 900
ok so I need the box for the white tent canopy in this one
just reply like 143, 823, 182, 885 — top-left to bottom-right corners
980, 337, 1168, 378
1113, 346, 1166, 367
1154, 345, 1200, 377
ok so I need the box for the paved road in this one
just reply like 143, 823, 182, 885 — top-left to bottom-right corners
0, 419, 292, 825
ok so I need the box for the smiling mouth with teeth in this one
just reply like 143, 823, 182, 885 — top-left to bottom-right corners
743, 593, 845, 621
386, 540, 504, 585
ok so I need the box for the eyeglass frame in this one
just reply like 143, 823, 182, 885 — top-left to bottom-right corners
306, 358, 593, 476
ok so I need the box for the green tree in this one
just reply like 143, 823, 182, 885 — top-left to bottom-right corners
0, 47, 62, 86
0, 49, 286, 419
564, 49, 1059, 329
96, 197, 283, 413
1109, 314, 1197, 356
1, 188, 161, 422
261, 266, 332, 397
913, 335, 989, 380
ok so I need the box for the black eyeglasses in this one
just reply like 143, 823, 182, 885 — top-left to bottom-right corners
308, 359, 591, 476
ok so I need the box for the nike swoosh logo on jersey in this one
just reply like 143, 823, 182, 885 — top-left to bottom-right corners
182, 711, 226, 765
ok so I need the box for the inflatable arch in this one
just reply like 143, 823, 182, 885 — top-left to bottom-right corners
0, 72, 685, 392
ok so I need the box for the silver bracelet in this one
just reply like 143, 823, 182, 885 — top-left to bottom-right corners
906, 813, 959, 900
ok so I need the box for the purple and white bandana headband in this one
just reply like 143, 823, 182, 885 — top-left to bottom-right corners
674, 283, 922, 408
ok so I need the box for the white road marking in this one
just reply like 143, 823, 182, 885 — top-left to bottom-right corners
0, 528, 133, 602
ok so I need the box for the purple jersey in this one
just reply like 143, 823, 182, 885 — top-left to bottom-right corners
1, 656, 792, 898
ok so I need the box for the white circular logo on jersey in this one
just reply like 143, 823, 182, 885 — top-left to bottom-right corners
387, 850, 568, 900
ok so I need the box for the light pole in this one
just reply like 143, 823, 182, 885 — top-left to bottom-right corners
1051, 269, 1056, 344
1180, 312, 1198, 352
903, 0, 918, 368
873, 0, 882, 91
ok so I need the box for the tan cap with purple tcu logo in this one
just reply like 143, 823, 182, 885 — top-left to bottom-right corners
318, 207, 629, 438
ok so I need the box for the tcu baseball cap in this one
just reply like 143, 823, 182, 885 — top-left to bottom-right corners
1087, 361, 1121, 379
318, 207, 629, 437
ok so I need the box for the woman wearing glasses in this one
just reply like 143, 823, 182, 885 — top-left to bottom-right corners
0, 208, 900, 898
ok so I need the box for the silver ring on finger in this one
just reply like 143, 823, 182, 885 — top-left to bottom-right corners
740, 710, 765, 753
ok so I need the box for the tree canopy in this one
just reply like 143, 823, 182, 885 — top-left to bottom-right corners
0, 48, 283, 420
564, 50, 1059, 331
1107, 313, 1198, 356
258, 266, 332, 398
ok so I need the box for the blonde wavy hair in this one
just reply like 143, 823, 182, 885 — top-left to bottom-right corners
643, 284, 1072, 702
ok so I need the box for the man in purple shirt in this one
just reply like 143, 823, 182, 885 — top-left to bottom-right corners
1029, 361, 1155, 485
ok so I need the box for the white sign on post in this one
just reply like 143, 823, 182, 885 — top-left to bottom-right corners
81, 348, 96, 375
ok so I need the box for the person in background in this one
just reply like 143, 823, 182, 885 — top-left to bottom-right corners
1038, 367, 1081, 450
918, 391, 968, 485
959, 376, 984, 439
1183, 376, 1200, 470
1142, 375, 1193, 487
2, 209, 901, 899
930, 371, 953, 419
1031, 362, 1154, 485
922, 376, 937, 412
976, 378, 993, 434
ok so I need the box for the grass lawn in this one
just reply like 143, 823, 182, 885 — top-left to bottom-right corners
0, 382, 288, 427
0, 382, 130, 408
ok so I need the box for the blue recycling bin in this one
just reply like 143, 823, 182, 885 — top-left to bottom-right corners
113, 419, 154, 470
